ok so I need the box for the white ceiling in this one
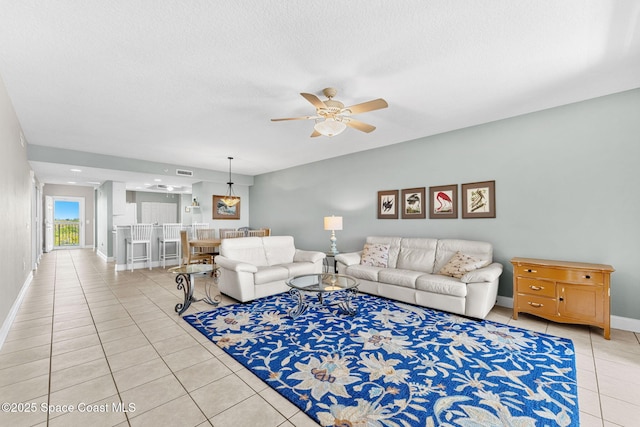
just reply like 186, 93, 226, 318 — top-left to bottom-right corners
1, 1, 639, 190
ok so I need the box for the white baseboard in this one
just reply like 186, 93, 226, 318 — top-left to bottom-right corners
496, 296, 513, 309
495, 296, 640, 333
0, 272, 33, 350
610, 315, 640, 333
96, 249, 113, 262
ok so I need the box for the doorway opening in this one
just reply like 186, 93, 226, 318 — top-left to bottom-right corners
52, 197, 85, 248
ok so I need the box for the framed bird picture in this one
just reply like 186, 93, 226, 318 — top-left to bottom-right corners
429, 184, 458, 219
377, 190, 399, 219
401, 187, 426, 219
462, 180, 495, 218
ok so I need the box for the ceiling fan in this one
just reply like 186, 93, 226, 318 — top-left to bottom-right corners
271, 87, 388, 137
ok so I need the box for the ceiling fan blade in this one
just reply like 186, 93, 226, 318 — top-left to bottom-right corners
310, 129, 321, 137
344, 118, 376, 133
343, 98, 388, 115
300, 93, 327, 110
271, 116, 316, 121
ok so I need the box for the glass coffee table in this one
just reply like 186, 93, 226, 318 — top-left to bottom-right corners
286, 273, 359, 319
169, 263, 220, 315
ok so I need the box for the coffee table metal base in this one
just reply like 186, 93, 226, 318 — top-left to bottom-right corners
288, 287, 358, 319
173, 268, 221, 315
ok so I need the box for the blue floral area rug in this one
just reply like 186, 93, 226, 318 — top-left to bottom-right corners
184, 293, 578, 426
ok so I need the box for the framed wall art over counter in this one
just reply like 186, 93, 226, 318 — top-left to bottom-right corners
212, 195, 241, 220
429, 184, 457, 219
461, 180, 495, 218
377, 190, 399, 219
401, 187, 426, 219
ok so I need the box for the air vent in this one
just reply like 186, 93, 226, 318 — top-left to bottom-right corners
176, 169, 193, 177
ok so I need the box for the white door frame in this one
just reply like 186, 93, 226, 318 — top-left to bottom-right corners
53, 196, 86, 248
45, 196, 53, 253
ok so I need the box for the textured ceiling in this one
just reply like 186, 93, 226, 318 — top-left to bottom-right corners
1, 1, 639, 189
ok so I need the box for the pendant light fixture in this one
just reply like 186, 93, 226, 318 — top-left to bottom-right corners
221, 156, 240, 207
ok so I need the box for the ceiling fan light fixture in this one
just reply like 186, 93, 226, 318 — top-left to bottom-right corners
222, 157, 240, 207
314, 118, 347, 137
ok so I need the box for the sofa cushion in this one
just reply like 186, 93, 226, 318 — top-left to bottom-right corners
396, 238, 438, 273
254, 265, 289, 285
378, 269, 423, 289
344, 264, 384, 281
263, 236, 296, 265
360, 243, 390, 267
220, 237, 268, 266
438, 251, 489, 279
365, 236, 402, 268
280, 262, 316, 277
416, 273, 468, 297
434, 239, 493, 273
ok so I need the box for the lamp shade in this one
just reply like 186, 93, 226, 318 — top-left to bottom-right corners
314, 119, 347, 137
324, 216, 343, 231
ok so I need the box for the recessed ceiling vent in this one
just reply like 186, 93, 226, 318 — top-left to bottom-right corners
176, 169, 194, 177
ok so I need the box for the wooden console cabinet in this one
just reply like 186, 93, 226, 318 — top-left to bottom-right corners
511, 257, 614, 339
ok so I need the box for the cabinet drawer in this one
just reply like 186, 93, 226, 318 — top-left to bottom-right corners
561, 270, 603, 285
516, 278, 555, 298
515, 265, 603, 284
516, 293, 557, 317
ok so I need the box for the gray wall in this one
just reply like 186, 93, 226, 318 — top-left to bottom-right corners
43, 183, 96, 247
250, 88, 640, 321
0, 75, 33, 331
191, 180, 250, 233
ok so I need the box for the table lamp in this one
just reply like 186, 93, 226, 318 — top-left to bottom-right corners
323, 215, 343, 255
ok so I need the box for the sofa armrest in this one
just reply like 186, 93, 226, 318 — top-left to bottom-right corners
294, 250, 326, 263
215, 256, 258, 273
335, 251, 362, 266
460, 262, 503, 283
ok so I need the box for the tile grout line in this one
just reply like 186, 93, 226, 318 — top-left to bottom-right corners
68, 250, 133, 426
125, 267, 213, 423
46, 250, 58, 427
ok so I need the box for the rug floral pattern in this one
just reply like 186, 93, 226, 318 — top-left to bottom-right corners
184, 293, 578, 427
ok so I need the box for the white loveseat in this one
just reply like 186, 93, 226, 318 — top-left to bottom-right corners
216, 236, 325, 302
335, 236, 503, 319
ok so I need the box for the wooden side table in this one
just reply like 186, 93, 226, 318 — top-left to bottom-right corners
323, 252, 338, 273
511, 257, 614, 339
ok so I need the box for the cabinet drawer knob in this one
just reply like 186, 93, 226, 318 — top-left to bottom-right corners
528, 302, 544, 308
525, 269, 537, 273
529, 285, 544, 291
583, 275, 591, 279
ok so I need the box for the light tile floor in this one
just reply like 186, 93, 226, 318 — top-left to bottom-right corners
0, 249, 638, 426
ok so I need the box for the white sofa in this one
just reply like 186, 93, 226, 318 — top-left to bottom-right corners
216, 236, 325, 302
335, 236, 503, 319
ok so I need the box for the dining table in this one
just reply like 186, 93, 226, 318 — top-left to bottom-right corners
189, 238, 222, 254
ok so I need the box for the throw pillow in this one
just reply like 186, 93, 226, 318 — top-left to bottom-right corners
360, 243, 390, 268
438, 251, 489, 279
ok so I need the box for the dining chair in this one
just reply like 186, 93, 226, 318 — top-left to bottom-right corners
195, 228, 218, 256
159, 223, 182, 268
247, 229, 266, 237
126, 224, 154, 272
180, 230, 213, 265
223, 230, 246, 239
219, 228, 236, 239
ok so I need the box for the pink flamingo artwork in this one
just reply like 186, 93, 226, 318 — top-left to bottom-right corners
435, 191, 453, 213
